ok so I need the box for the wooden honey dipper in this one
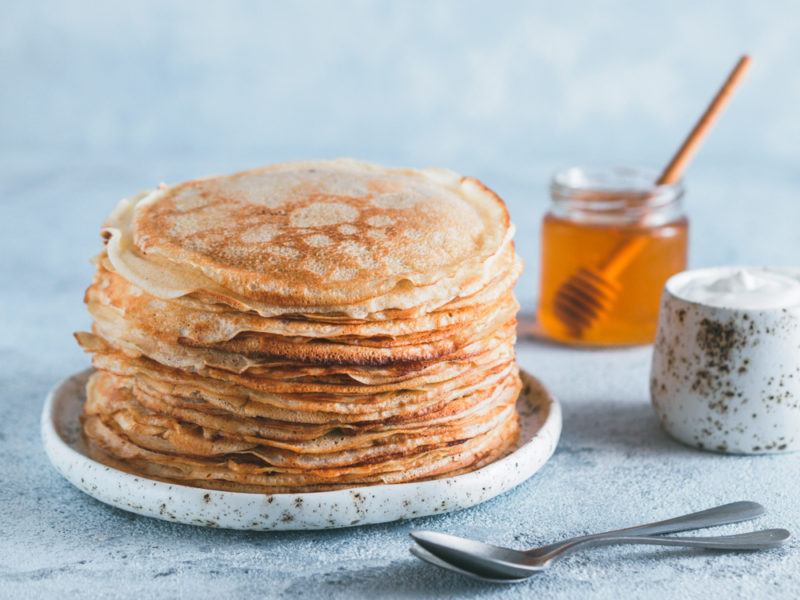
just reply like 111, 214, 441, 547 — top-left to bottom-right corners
553, 55, 752, 339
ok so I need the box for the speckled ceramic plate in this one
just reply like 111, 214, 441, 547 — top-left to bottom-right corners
42, 368, 561, 530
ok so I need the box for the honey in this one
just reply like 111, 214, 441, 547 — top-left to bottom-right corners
536, 167, 688, 346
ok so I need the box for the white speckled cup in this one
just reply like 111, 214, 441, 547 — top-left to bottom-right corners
650, 267, 800, 454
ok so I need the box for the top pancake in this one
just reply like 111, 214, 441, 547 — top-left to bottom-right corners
102, 159, 513, 316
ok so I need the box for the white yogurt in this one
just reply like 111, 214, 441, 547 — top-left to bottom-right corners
675, 267, 800, 310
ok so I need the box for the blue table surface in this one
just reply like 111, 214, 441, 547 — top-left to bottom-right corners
1, 153, 799, 600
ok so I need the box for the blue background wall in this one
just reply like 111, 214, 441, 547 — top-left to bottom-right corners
3, 0, 799, 308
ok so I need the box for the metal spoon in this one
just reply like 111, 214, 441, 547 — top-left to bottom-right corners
409, 501, 784, 582
412, 529, 789, 582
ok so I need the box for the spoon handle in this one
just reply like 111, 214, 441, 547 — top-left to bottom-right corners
607, 501, 765, 536
541, 529, 790, 561
531, 501, 764, 556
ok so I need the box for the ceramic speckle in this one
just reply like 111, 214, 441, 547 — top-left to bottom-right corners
651, 268, 800, 454
41, 368, 561, 530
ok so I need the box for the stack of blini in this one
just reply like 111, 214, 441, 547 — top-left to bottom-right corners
76, 159, 524, 493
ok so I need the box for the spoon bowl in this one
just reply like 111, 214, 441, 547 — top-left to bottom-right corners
410, 544, 528, 583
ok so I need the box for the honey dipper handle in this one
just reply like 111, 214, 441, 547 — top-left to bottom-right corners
599, 235, 650, 280
599, 55, 751, 281
657, 55, 752, 185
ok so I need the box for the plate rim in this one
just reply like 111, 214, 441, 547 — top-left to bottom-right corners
41, 367, 561, 530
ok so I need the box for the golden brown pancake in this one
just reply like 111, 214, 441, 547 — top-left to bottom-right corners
101, 160, 515, 317
77, 159, 524, 493
86, 256, 522, 343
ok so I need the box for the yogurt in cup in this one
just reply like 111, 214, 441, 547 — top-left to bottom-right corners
650, 266, 800, 454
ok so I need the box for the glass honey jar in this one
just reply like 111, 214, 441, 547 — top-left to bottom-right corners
536, 166, 688, 346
